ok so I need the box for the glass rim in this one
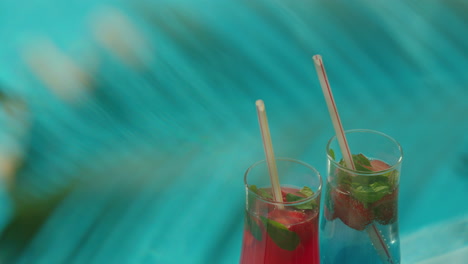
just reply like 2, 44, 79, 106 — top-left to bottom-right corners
244, 157, 322, 206
326, 129, 404, 176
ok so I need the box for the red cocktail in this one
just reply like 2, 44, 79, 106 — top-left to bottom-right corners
240, 159, 321, 264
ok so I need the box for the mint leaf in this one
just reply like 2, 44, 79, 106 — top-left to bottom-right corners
260, 216, 300, 251
249, 185, 273, 200
249, 185, 258, 193
328, 148, 336, 160
245, 214, 263, 241
337, 153, 371, 172
351, 182, 391, 205
286, 193, 303, 203
285, 186, 317, 210
259, 189, 273, 200
384, 170, 399, 187
352, 154, 372, 172
334, 153, 399, 222
353, 153, 371, 167
286, 194, 317, 210
299, 186, 314, 197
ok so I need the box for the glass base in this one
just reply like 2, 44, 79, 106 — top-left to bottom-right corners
320, 218, 400, 264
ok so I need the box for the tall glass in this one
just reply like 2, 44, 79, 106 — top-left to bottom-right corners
240, 158, 322, 264
320, 129, 403, 264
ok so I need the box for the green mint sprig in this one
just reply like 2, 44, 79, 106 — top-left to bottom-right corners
248, 185, 273, 200
331, 149, 398, 207
245, 213, 300, 251
328, 148, 336, 160
351, 153, 373, 172
351, 182, 391, 205
261, 216, 300, 251
285, 186, 318, 210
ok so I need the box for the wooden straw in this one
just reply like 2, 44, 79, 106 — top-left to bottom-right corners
313, 55, 394, 264
256, 100, 284, 208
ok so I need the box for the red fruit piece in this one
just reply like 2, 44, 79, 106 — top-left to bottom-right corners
362, 159, 390, 172
332, 189, 374, 231
268, 209, 307, 226
268, 209, 316, 243
371, 189, 398, 225
281, 187, 305, 202
370, 159, 390, 171
367, 159, 397, 225
289, 211, 317, 243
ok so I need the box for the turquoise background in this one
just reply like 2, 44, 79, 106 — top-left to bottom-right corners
0, 0, 467, 263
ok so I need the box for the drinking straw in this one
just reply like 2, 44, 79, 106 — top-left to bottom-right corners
313, 55, 394, 264
256, 100, 284, 208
